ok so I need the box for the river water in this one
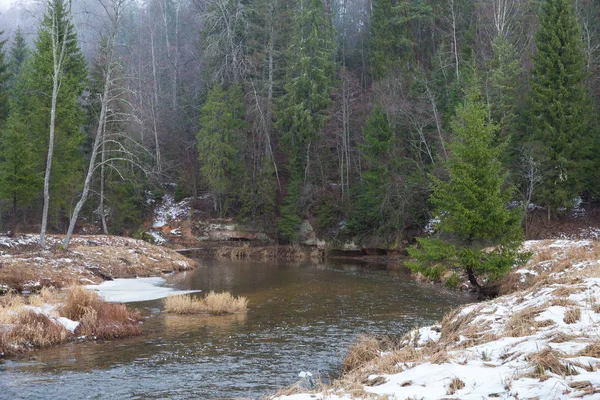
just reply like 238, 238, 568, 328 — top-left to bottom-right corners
0, 259, 474, 399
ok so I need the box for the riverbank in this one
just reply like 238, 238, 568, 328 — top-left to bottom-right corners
0, 234, 199, 293
0, 234, 199, 358
271, 239, 600, 399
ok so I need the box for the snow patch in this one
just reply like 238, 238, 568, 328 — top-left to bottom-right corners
84, 277, 200, 303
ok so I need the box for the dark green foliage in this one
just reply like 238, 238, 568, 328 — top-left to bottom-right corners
276, 0, 336, 241
22, 0, 88, 225
407, 89, 524, 291
7, 28, 27, 89
0, 113, 41, 214
528, 0, 593, 214
197, 84, 246, 215
369, 0, 431, 79
0, 31, 9, 123
347, 105, 393, 235
238, 157, 277, 232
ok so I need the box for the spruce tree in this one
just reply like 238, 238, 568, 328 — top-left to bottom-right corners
276, 0, 336, 241
0, 113, 41, 219
0, 31, 9, 123
197, 84, 246, 216
347, 104, 393, 235
528, 0, 592, 215
407, 88, 524, 294
24, 0, 87, 235
7, 28, 27, 89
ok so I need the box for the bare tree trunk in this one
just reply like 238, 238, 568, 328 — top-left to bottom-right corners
63, 0, 124, 249
150, 28, 162, 171
41, 3, 70, 249
100, 132, 108, 234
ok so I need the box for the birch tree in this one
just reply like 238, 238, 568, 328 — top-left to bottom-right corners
30, 0, 87, 248
62, 0, 128, 249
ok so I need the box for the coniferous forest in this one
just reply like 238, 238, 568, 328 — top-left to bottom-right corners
0, 0, 598, 248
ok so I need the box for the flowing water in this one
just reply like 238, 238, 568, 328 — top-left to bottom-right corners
0, 259, 474, 399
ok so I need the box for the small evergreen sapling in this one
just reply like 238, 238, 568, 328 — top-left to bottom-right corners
408, 89, 525, 294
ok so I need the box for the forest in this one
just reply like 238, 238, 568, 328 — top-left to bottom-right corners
0, 0, 598, 248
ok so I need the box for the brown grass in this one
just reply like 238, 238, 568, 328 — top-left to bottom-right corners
553, 286, 579, 297
446, 377, 465, 395
528, 348, 578, 380
577, 342, 600, 358
61, 286, 141, 340
563, 308, 581, 324
504, 306, 544, 337
0, 310, 69, 356
0, 235, 199, 291
593, 303, 600, 313
550, 297, 578, 307
342, 335, 381, 373
164, 291, 248, 315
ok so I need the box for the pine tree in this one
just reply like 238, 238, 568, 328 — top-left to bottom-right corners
24, 0, 87, 240
197, 84, 246, 216
0, 31, 9, 123
407, 89, 524, 294
276, 0, 336, 241
528, 0, 592, 216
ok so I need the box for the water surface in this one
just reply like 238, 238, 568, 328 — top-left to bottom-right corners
0, 260, 473, 399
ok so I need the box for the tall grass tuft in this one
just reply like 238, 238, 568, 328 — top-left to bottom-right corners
165, 291, 248, 315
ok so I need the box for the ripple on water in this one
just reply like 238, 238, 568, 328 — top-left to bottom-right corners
0, 260, 473, 399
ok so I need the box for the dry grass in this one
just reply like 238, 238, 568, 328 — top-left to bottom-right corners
550, 297, 578, 307
0, 234, 199, 292
504, 306, 544, 337
563, 308, 581, 324
164, 291, 248, 315
60, 286, 142, 339
216, 245, 315, 262
553, 286, 579, 297
342, 335, 381, 373
527, 348, 578, 380
592, 303, 600, 313
446, 377, 465, 395
577, 342, 600, 358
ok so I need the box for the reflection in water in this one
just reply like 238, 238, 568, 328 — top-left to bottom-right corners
0, 260, 474, 399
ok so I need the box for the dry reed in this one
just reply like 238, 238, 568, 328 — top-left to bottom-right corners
164, 291, 248, 315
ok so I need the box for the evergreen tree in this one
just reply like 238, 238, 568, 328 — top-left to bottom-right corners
528, 0, 592, 215
407, 89, 524, 294
197, 84, 246, 216
0, 31, 9, 123
24, 0, 87, 232
347, 104, 393, 235
0, 113, 41, 219
368, 0, 431, 79
7, 28, 27, 89
276, 0, 336, 241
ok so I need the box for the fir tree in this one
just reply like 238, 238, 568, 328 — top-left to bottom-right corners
0, 113, 41, 219
528, 0, 592, 216
197, 84, 246, 216
0, 31, 9, 123
23, 0, 87, 233
347, 104, 393, 235
368, 0, 431, 79
276, 0, 336, 241
7, 27, 27, 89
407, 89, 524, 294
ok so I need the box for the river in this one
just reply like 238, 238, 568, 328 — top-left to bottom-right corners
0, 259, 474, 399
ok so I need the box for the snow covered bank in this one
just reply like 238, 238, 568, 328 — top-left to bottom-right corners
272, 240, 600, 399
0, 234, 199, 292
84, 277, 200, 303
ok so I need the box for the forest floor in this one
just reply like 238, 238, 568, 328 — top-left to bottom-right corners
270, 239, 600, 399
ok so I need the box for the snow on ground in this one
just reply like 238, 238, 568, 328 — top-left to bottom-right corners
84, 277, 200, 303
273, 240, 600, 399
152, 194, 192, 228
